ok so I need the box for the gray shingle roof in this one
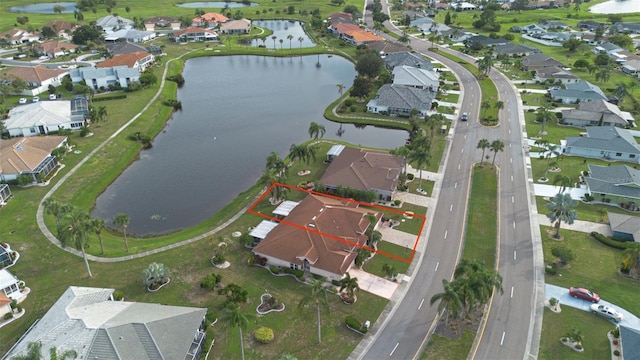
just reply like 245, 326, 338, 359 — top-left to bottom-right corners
620, 325, 640, 360
384, 51, 433, 70
522, 53, 564, 68
585, 164, 640, 200
535, 66, 578, 80
392, 65, 439, 89
607, 212, 640, 241
371, 84, 435, 113
493, 43, 540, 55
566, 126, 640, 154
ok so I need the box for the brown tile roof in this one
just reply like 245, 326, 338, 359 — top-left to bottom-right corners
320, 147, 403, 193
332, 23, 383, 43
328, 12, 353, 20
253, 194, 380, 276
193, 12, 228, 24
43, 20, 76, 33
6, 65, 67, 83
96, 52, 150, 68
0, 136, 67, 175
220, 19, 251, 31
36, 40, 78, 54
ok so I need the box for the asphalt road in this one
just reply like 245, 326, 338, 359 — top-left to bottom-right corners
352, 2, 543, 360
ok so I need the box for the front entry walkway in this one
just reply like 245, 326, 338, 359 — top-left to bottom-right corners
348, 268, 399, 300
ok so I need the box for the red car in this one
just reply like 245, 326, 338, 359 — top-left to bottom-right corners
569, 287, 600, 303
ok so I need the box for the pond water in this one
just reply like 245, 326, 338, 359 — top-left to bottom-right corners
589, 0, 640, 14
92, 55, 408, 236
177, 1, 258, 9
250, 20, 315, 48
8, 2, 77, 14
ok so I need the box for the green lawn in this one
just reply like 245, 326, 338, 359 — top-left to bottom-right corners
364, 241, 412, 278
541, 226, 640, 315
421, 329, 476, 360
464, 165, 498, 267
536, 196, 636, 224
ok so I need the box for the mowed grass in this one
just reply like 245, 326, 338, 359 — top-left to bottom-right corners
539, 306, 614, 360
464, 165, 498, 267
364, 241, 412, 278
541, 226, 640, 315
420, 329, 476, 360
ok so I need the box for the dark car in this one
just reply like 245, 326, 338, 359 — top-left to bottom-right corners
569, 287, 600, 303
460, 112, 468, 121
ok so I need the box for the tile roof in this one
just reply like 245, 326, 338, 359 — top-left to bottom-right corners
320, 146, 404, 194
253, 194, 380, 276
43, 20, 76, 33
193, 12, 228, 24
0, 292, 10, 306
96, 52, 151, 68
6, 65, 67, 83
0, 136, 67, 175
220, 19, 252, 31
586, 164, 640, 200
35, 40, 78, 54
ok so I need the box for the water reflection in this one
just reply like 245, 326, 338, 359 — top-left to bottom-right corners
589, 0, 640, 14
251, 20, 315, 48
9, 2, 77, 14
177, 1, 258, 8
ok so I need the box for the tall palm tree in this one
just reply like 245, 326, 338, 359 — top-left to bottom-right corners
390, 145, 410, 174
308, 122, 326, 143
337, 273, 359, 302
596, 208, 607, 223
336, 83, 346, 96
222, 303, 250, 360
546, 193, 577, 239
476, 56, 494, 76
489, 139, 504, 169
535, 139, 559, 180
61, 208, 93, 278
287, 34, 294, 52
260, 169, 285, 202
596, 67, 611, 83
620, 242, 640, 275
430, 279, 463, 326
408, 135, 431, 191
425, 113, 445, 141
43, 198, 64, 232
113, 213, 130, 252
13, 341, 43, 360
481, 100, 491, 117
298, 36, 304, 51
271, 35, 277, 49
494, 101, 504, 113
89, 217, 106, 255
265, 151, 287, 177
536, 107, 554, 135
298, 279, 335, 343
288, 144, 308, 170
477, 139, 490, 165
615, 82, 627, 99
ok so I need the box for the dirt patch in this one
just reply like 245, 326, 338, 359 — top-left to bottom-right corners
545, 228, 564, 241
433, 309, 483, 339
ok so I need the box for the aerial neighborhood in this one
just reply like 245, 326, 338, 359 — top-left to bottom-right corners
0, 0, 639, 359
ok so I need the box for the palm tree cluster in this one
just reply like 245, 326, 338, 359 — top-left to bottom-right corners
337, 273, 359, 303
430, 260, 503, 330
43, 198, 131, 278
260, 151, 289, 204
476, 139, 504, 168
476, 56, 494, 78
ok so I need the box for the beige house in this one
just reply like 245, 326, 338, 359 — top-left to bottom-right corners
252, 194, 382, 281
144, 16, 181, 31
220, 19, 252, 34
32, 40, 78, 58
5, 65, 68, 96
0, 136, 67, 183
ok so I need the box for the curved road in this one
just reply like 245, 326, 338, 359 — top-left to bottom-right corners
352, 2, 543, 360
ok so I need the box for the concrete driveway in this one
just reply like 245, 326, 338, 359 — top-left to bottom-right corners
348, 268, 399, 300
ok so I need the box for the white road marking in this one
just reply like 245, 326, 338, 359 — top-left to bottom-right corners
509, 129, 511, 134
464, 134, 467, 139
450, 204, 453, 212
444, 231, 448, 239
509, 143, 512, 148
454, 182, 458, 189
511, 175, 513, 182
512, 196, 515, 203
510, 157, 512, 163
390, 343, 399, 356
458, 164, 461, 170
511, 287, 514, 298
461, 148, 464, 154
513, 221, 516, 229
418, 298, 425, 310
500, 332, 506, 346
514, 250, 517, 260
435, 262, 440, 272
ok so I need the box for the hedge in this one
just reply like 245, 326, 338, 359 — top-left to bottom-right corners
590, 232, 633, 250
92, 94, 127, 102
345, 315, 368, 334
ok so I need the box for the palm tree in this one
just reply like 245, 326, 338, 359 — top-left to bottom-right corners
476, 56, 494, 76
43, 198, 64, 234
287, 34, 294, 52
627, 80, 638, 95
61, 208, 93, 278
430, 279, 463, 326
596, 67, 611, 83
390, 145, 410, 174
271, 35, 277, 49
494, 101, 504, 113
336, 83, 346, 96
477, 139, 490, 165
596, 208, 607, 223
615, 82, 627, 99
113, 213, 130, 252
222, 303, 250, 360
337, 273, 359, 302
49, 346, 78, 360
546, 193, 577, 239
620, 242, 640, 275
481, 100, 491, 117
265, 151, 288, 177
382, 263, 398, 280
89, 217, 106, 255
13, 341, 43, 360
298, 278, 335, 343
288, 144, 308, 170
535, 140, 559, 180
536, 107, 555, 135
425, 113, 445, 141
308, 122, 326, 143
552, 174, 573, 194
408, 135, 432, 191
260, 169, 285, 203
489, 140, 504, 169
298, 36, 304, 51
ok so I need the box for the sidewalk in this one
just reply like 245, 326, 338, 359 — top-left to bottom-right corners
536, 214, 611, 236
545, 284, 640, 331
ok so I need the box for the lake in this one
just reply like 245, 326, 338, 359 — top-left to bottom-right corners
177, 1, 258, 8
8, 2, 77, 14
250, 20, 316, 48
589, 0, 640, 14
91, 55, 408, 235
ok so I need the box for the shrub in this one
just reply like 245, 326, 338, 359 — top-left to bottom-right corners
4, 313, 13, 320
545, 262, 558, 275
345, 315, 368, 334
269, 265, 281, 274
112, 291, 124, 300
549, 297, 558, 307
591, 232, 632, 250
206, 311, 218, 324
283, 267, 304, 280
394, 199, 401, 206
92, 94, 127, 102
612, 327, 620, 338
614, 350, 620, 356
254, 326, 275, 343
407, 173, 414, 180
200, 273, 222, 290
552, 245, 575, 266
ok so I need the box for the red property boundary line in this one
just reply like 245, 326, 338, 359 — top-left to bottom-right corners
247, 182, 426, 264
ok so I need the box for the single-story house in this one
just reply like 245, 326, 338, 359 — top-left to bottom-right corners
0, 136, 67, 183
0, 269, 24, 301
527, 0, 565, 8
564, 126, 640, 163
549, 81, 607, 104
392, 65, 439, 90
42, 20, 77, 39
32, 40, 78, 58
383, 51, 433, 71
561, 100, 635, 128
452, 2, 476, 10
366, 84, 436, 117
106, 41, 148, 56
5, 65, 68, 97
585, 165, 640, 206
4, 286, 207, 360
577, 21, 606, 32
321, 145, 404, 201
0, 184, 11, 204
328, 12, 353, 21
608, 212, 640, 242
104, 29, 156, 43
171, 27, 218, 42
592, 42, 624, 56
534, 66, 579, 84
434, 2, 449, 10
252, 194, 382, 281
0, 29, 39, 45
144, 16, 181, 31
328, 22, 383, 45
622, 60, 640, 76
521, 53, 564, 71
519, 24, 547, 35
409, 17, 434, 29
4, 101, 86, 137
96, 15, 134, 34
69, 65, 141, 90
191, 12, 228, 27
0, 293, 11, 319
540, 21, 569, 30
464, 35, 508, 48
611, 22, 640, 35
97, 52, 154, 72
219, 19, 252, 34
620, 325, 640, 360
366, 41, 408, 57
492, 43, 540, 58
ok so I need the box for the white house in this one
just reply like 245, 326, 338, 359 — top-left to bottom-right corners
5, 65, 68, 97
0, 269, 25, 302
4, 102, 86, 137
0, 29, 39, 45
96, 15, 134, 34
69, 66, 141, 90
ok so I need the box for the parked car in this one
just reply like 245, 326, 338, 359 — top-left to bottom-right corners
461, 112, 468, 121
19, 98, 27, 104
49, 94, 57, 100
32, 96, 39, 103
569, 287, 600, 303
590, 304, 623, 322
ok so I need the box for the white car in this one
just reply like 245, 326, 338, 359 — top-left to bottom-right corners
49, 94, 57, 100
590, 304, 623, 322
32, 96, 40, 103
19, 98, 27, 104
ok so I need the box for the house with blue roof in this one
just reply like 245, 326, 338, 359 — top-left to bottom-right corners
69, 65, 140, 90
584, 165, 640, 206
367, 84, 435, 117
564, 126, 640, 163
550, 81, 607, 104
